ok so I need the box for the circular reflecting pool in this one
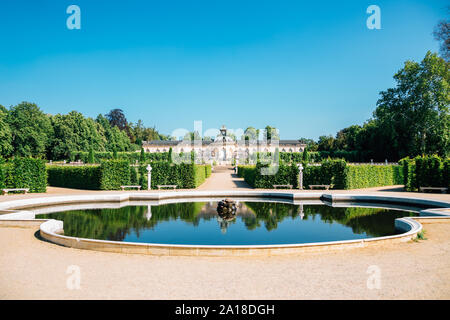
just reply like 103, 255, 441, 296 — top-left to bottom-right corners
36, 200, 417, 246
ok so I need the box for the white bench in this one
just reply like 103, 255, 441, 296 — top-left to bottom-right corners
419, 187, 448, 194
2, 188, 29, 195
309, 185, 332, 190
120, 185, 142, 191
273, 185, 293, 190
157, 185, 177, 190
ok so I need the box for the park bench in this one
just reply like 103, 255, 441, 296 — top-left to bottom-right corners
419, 187, 448, 194
273, 185, 293, 190
309, 185, 332, 190
120, 185, 142, 191
157, 185, 177, 190
2, 188, 29, 195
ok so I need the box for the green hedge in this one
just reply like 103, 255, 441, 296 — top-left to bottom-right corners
237, 165, 257, 187
0, 164, 6, 189
138, 162, 209, 189
254, 163, 299, 189
239, 159, 403, 190
47, 165, 101, 190
72, 151, 170, 163
100, 160, 131, 190
400, 155, 448, 191
399, 157, 416, 191
0, 158, 47, 193
345, 165, 403, 189
194, 165, 207, 188
444, 159, 450, 190
205, 164, 212, 178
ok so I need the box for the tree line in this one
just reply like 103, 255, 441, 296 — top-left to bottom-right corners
299, 51, 449, 161
0, 105, 170, 160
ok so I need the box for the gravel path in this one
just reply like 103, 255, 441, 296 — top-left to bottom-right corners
1, 221, 449, 300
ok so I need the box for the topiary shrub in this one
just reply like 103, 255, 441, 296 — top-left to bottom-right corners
47, 165, 101, 190
6, 158, 47, 193
100, 160, 130, 190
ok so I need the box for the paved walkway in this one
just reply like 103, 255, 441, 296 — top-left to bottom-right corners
198, 166, 251, 190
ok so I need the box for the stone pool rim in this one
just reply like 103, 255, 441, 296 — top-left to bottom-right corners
1, 191, 449, 256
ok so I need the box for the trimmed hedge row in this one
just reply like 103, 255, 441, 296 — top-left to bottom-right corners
238, 160, 403, 190
47, 160, 211, 191
205, 164, 212, 178
250, 151, 367, 164
400, 155, 449, 191
47, 166, 101, 190
100, 160, 131, 190
72, 151, 171, 163
345, 165, 403, 189
237, 165, 257, 187
138, 162, 209, 189
48, 160, 131, 191
253, 163, 299, 189
0, 158, 47, 193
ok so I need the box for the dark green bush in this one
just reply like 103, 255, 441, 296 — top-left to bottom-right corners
100, 160, 130, 190
239, 159, 403, 190
2, 158, 47, 193
0, 164, 7, 189
254, 163, 299, 189
400, 155, 447, 191
443, 159, 450, 190
205, 164, 212, 178
73, 151, 170, 163
47, 165, 101, 190
415, 155, 443, 188
399, 157, 416, 191
237, 165, 257, 186
138, 162, 208, 189
345, 165, 403, 189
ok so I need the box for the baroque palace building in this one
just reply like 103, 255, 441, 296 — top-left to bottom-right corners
142, 126, 306, 165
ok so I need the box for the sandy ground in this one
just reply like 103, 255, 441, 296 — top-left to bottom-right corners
1, 168, 450, 299
1, 222, 449, 300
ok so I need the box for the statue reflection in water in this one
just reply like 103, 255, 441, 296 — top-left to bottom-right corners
216, 199, 237, 234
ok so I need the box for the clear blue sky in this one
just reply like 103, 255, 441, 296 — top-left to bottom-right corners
0, 0, 447, 139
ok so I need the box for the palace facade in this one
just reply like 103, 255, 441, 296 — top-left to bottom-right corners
142, 126, 306, 164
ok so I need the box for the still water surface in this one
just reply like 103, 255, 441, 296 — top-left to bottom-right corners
36, 201, 415, 245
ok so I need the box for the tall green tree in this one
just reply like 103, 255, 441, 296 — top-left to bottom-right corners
96, 114, 132, 152
433, 19, 450, 61
0, 105, 13, 157
374, 51, 450, 158
317, 135, 335, 152
50, 111, 106, 160
243, 127, 258, 141
105, 108, 128, 130
264, 126, 280, 141
7, 102, 53, 157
